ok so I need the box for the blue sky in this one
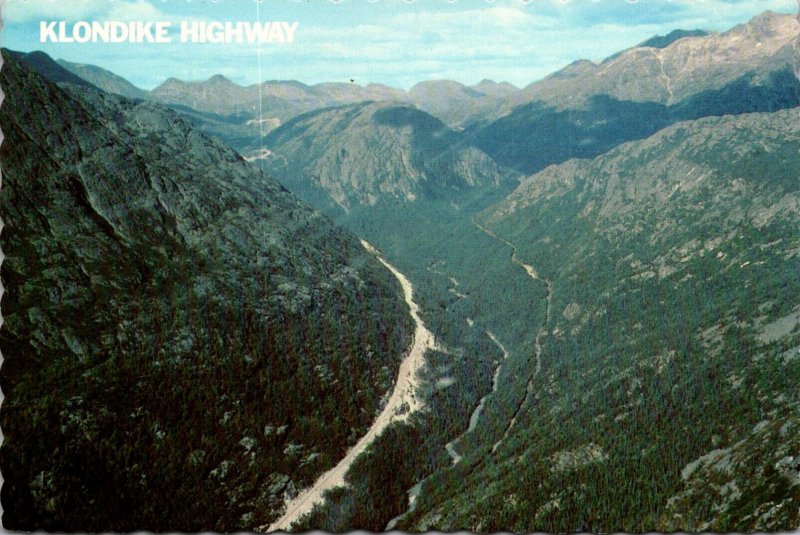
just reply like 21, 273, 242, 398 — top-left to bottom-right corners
3, 0, 798, 90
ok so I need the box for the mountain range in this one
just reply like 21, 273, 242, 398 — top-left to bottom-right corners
469, 10, 800, 173
3, 9, 799, 533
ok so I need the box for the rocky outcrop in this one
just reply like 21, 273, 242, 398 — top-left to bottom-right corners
263, 101, 517, 212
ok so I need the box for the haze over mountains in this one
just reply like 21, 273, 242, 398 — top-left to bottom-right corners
58, 57, 517, 127
58, 11, 800, 171
4, 9, 800, 533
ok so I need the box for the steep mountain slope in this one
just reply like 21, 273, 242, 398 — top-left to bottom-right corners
515, 11, 799, 109
400, 108, 800, 531
57, 58, 150, 100
0, 50, 413, 531
638, 29, 710, 50
262, 101, 517, 213
470, 11, 800, 174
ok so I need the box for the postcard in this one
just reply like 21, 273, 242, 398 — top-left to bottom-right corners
1, 0, 799, 532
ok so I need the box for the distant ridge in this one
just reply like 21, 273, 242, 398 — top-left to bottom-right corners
57, 58, 150, 100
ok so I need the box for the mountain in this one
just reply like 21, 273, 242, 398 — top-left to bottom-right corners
151, 74, 261, 116
151, 74, 515, 131
0, 49, 413, 532
151, 75, 410, 122
57, 59, 150, 100
261, 101, 518, 213
514, 11, 799, 108
470, 11, 800, 174
147, 76, 412, 160
398, 107, 800, 532
407, 80, 515, 128
13, 50, 96, 89
471, 79, 519, 97
54, 61, 516, 160
639, 29, 710, 49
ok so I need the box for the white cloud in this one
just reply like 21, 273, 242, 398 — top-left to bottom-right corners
4, 0, 109, 23
6, 0, 797, 90
104, 1, 168, 22
4, 0, 170, 23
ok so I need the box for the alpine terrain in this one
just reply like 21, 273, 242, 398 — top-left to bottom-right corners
0, 50, 413, 531
2, 8, 799, 534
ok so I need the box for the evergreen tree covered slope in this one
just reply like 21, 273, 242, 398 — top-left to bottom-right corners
401, 108, 800, 532
0, 50, 412, 531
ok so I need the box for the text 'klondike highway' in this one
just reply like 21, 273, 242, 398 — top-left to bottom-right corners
40, 21, 299, 44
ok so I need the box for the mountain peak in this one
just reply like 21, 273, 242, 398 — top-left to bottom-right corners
410, 79, 477, 94
472, 79, 519, 97
731, 10, 799, 40
155, 76, 183, 89
639, 29, 710, 49
5, 49, 96, 89
209, 73, 235, 84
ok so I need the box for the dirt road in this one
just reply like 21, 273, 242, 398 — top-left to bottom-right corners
264, 240, 435, 532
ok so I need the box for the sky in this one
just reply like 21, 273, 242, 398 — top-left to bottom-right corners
2, 0, 798, 90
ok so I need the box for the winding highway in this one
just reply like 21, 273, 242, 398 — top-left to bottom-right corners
264, 240, 437, 532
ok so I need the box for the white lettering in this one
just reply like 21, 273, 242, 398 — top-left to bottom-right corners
268, 22, 285, 43
206, 21, 224, 44
154, 22, 171, 43
40, 21, 57, 43
181, 20, 202, 43
91, 21, 109, 43
37, 20, 296, 44
73, 21, 91, 43
136, 21, 153, 43
224, 21, 244, 43
281, 21, 299, 43
245, 21, 271, 43
58, 22, 74, 43
111, 21, 129, 43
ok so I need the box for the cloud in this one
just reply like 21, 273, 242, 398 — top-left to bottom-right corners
104, 1, 169, 22
4, 0, 171, 23
6, 0, 797, 90
4, 0, 110, 23
154, 0, 797, 87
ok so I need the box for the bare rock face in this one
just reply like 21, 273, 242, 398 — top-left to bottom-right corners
513, 11, 800, 109
0, 49, 412, 532
471, 12, 800, 174
263, 100, 517, 212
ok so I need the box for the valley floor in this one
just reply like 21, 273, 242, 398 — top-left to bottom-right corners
264, 240, 437, 532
